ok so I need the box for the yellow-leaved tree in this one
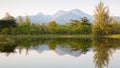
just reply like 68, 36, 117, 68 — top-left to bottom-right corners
92, 1, 111, 36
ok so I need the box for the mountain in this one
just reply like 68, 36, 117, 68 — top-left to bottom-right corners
18, 9, 120, 24
69, 9, 93, 20
53, 10, 66, 18
20, 9, 94, 24
23, 12, 52, 23
114, 16, 120, 22
53, 9, 94, 24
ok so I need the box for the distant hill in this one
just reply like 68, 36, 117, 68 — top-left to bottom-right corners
114, 16, 120, 22
20, 9, 94, 24
18, 9, 120, 24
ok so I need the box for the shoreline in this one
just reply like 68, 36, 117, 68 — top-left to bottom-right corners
0, 34, 120, 39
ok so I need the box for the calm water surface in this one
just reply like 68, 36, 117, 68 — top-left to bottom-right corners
0, 38, 120, 68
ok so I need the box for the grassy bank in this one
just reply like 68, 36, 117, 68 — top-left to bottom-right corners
1, 34, 120, 39
0, 34, 93, 39
106, 34, 120, 39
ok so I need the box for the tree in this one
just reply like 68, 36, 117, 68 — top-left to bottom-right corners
80, 17, 91, 25
0, 13, 17, 34
3, 12, 15, 20
92, 1, 111, 36
69, 20, 80, 27
110, 18, 118, 25
18, 16, 24, 26
0, 13, 17, 30
93, 38, 113, 68
48, 20, 57, 27
110, 18, 120, 34
25, 15, 31, 25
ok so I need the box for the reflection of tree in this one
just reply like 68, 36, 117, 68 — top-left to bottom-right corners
0, 44, 17, 56
48, 41, 56, 50
0, 38, 92, 56
93, 38, 114, 68
1, 37, 120, 58
69, 38, 92, 54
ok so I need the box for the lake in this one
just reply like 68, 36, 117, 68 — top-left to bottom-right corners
0, 38, 120, 68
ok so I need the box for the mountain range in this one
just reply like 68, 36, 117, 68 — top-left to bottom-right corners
114, 16, 120, 22
22, 9, 94, 24
21, 9, 120, 24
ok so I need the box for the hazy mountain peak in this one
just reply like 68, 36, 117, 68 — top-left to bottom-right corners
53, 10, 66, 18
55, 10, 66, 14
69, 9, 87, 16
20, 9, 94, 24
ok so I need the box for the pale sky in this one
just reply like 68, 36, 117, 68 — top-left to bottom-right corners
0, 0, 120, 18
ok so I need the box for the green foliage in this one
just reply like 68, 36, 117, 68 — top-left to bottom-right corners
0, 20, 16, 28
0, 12, 17, 33
68, 17, 92, 34
110, 18, 120, 34
0, 16, 92, 35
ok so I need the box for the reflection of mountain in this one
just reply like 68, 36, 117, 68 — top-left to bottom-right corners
55, 46, 82, 57
32, 45, 49, 53
34, 45, 91, 57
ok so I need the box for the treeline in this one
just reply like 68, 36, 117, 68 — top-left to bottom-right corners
0, 13, 92, 35
0, 1, 120, 36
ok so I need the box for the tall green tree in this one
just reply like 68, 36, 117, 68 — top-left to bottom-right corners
92, 1, 111, 36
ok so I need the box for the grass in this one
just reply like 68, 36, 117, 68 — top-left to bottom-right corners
106, 34, 120, 39
1, 34, 120, 39
0, 34, 93, 39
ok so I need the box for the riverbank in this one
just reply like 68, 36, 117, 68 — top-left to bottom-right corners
1, 34, 120, 39
0, 34, 93, 39
105, 34, 120, 39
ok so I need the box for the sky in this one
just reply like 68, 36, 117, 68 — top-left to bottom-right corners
0, 0, 120, 18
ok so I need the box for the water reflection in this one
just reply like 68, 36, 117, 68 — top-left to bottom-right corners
0, 37, 120, 68
93, 38, 117, 68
